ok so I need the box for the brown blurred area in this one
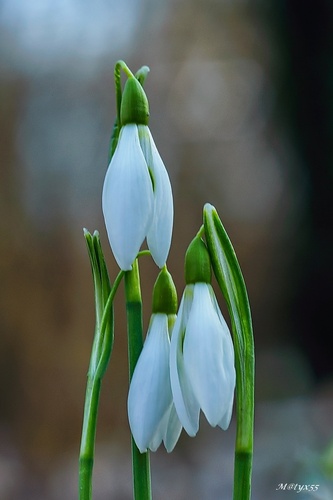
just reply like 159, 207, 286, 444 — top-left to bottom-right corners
1, 1, 333, 499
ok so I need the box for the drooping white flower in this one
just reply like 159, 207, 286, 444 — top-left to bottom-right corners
170, 282, 236, 436
127, 313, 182, 453
102, 123, 173, 270
102, 124, 153, 270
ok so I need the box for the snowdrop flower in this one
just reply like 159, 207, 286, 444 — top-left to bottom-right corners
170, 236, 236, 436
128, 268, 182, 452
102, 76, 173, 270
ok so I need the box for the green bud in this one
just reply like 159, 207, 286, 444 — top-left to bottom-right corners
185, 235, 212, 284
120, 77, 149, 126
152, 268, 178, 315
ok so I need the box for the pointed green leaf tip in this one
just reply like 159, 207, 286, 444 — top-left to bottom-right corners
120, 77, 150, 126
152, 267, 178, 315
185, 235, 212, 284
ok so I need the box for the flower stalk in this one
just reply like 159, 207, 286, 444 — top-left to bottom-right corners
79, 377, 101, 500
124, 259, 152, 500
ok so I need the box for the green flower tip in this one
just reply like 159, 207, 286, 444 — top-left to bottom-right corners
185, 235, 212, 284
152, 267, 178, 315
120, 77, 149, 126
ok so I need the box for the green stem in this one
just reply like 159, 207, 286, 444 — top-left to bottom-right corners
124, 259, 152, 500
79, 377, 101, 500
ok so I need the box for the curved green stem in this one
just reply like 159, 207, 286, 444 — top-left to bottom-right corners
124, 259, 152, 500
136, 249, 151, 259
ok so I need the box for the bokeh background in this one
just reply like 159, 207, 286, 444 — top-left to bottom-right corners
1, 1, 333, 499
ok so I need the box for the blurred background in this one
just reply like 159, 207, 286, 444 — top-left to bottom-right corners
1, 0, 333, 498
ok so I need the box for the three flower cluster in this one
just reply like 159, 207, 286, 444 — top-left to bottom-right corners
102, 63, 236, 453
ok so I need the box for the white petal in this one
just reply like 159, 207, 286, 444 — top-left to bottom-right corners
183, 283, 235, 428
210, 289, 236, 429
138, 125, 173, 267
127, 314, 172, 453
102, 124, 154, 270
218, 396, 234, 430
169, 285, 200, 436
147, 400, 182, 452
163, 403, 183, 452
148, 404, 172, 452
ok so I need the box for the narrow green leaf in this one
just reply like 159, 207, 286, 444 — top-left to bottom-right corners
83, 229, 114, 378
79, 230, 123, 500
203, 203, 255, 500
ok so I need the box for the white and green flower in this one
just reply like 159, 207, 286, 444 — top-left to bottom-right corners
102, 75, 173, 271
170, 237, 236, 437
